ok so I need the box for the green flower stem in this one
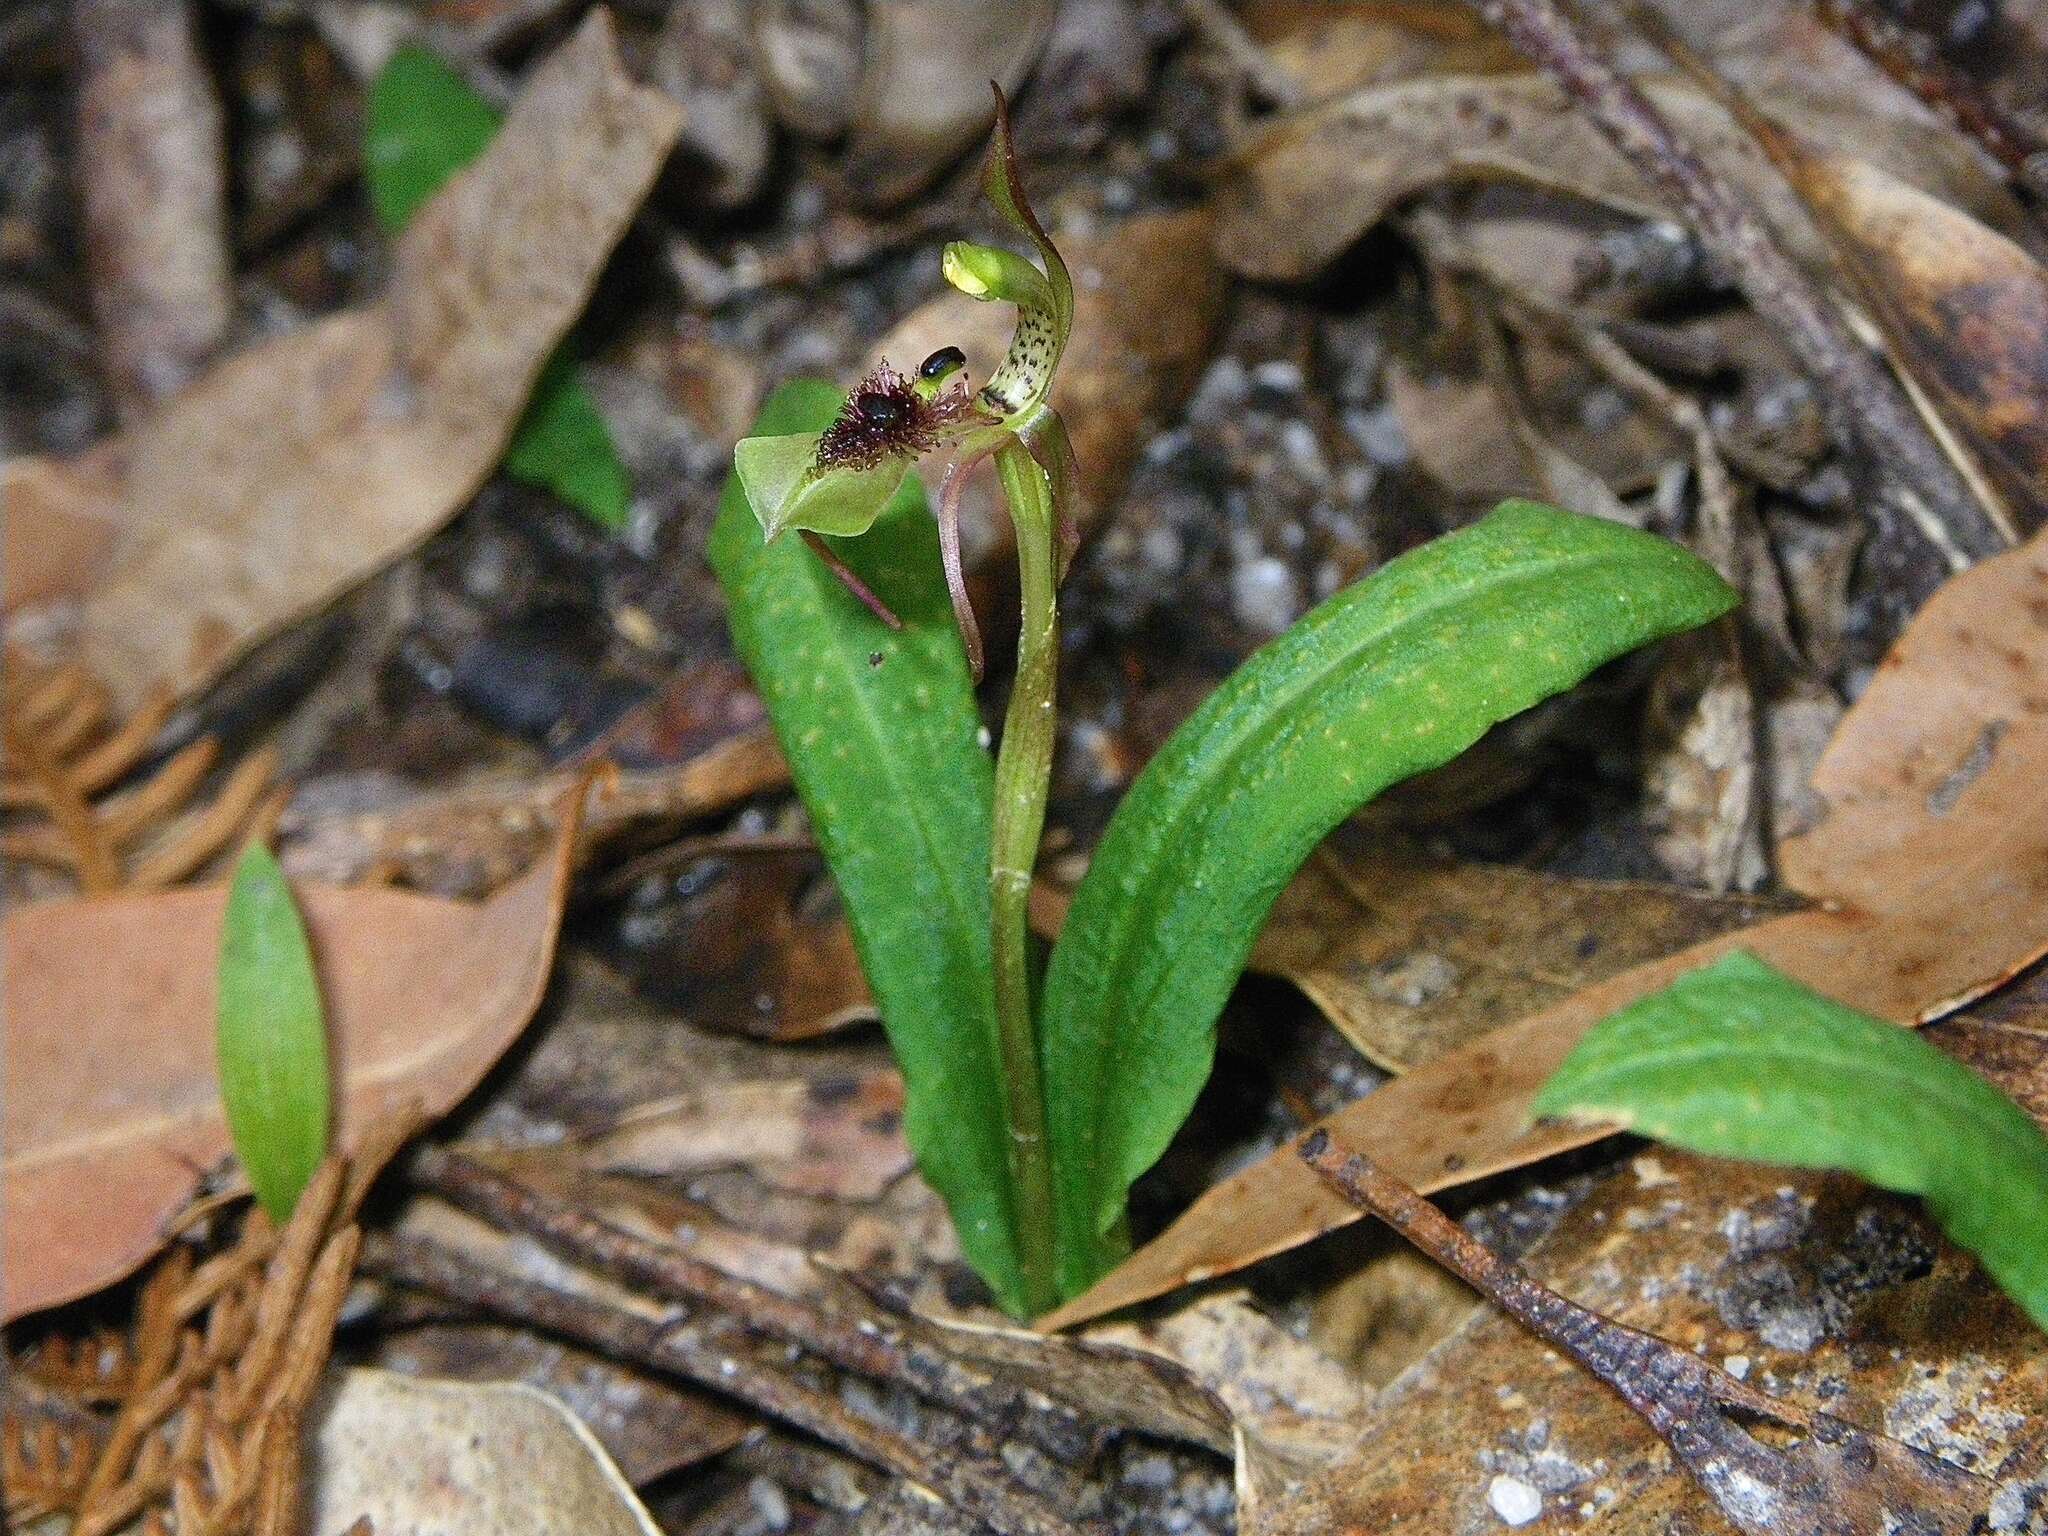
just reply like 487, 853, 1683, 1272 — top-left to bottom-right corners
989, 438, 1060, 1315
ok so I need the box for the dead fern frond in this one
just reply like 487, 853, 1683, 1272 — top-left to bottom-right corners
8, 1107, 425, 1536
0, 651, 280, 892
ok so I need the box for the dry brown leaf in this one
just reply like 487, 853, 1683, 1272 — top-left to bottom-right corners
1792, 152, 2048, 537
1043, 526, 2048, 1330
1, 787, 589, 1321
5, 12, 682, 712
306, 1369, 663, 1536
1258, 1152, 2024, 1532
1216, 70, 2011, 286
1249, 831, 1785, 1072
865, 208, 1226, 565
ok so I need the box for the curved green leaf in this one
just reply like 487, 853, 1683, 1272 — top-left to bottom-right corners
365, 46, 629, 533
1039, 501, 1738, 1295
1534, 950, 2048, 1331
218, 843, 330, 1223
709, 382, 1023, 1312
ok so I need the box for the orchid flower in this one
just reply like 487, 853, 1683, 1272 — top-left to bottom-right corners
734, 87, 1081, 681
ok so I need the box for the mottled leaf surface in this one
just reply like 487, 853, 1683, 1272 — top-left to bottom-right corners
1041, 502, 1738, 1295
1536, 950, 2048, 1330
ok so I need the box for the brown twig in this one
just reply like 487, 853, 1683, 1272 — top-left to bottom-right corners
1296, 1130, 1990, 1534
71, 0, 232, 418
1811, 0, 2048, 198
364, 1231, 1093, 1536
1467, 0, 2008, 568
408, 1147, 1097, 1463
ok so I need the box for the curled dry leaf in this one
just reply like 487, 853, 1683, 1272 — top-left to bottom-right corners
279, 726, 788, 895
4, 12, 682, 712
1215, 69, 2011, 286
1792, 152, 2048, 537
1044, 525, 2048, 1329
306, 1369, 662, 1536
1, 783, 589, 1321
864, 207, 1225, 565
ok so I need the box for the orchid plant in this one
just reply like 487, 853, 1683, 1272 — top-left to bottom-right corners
737, 91, 1081, 1309
716, 95, 1737, 1316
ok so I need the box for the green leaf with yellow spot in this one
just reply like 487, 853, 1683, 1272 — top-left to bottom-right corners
1038, 500, 1739, 1296
710, 382, 1027, 1312
1535, 950, 2048, 1331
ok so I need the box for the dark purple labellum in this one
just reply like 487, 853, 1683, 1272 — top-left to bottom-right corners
816, 362, 983, 472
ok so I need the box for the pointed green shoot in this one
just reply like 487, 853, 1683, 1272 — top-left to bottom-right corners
217, 843, 331, 1224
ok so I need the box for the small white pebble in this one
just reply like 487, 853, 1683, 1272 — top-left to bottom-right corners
1723, 1355, 1752, 1380
1488, 1474, 1543, 1526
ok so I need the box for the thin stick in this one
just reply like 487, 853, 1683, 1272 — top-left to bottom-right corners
1468, 0, 2008, 568
1295, 1130, 1987, 1532
364, 1233, 1090, 1536
409, 1149, 1094, 1461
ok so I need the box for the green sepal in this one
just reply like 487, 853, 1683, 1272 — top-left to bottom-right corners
735, 433, 915, 542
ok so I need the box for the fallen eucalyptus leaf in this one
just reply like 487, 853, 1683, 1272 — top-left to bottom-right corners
4, 13, 679, 709
1536, 950, 2048, 1329
2, 785, 586, 1320
1216, 70, 2011, 285
217, 841, 330, 1224
1249, 831, 1786, 1071
306, 1368, 663, 1536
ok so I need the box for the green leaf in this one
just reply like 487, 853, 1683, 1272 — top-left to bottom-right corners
217, 843, 331, 1224
1534, 951, 2048, 1331
709, 382, 1022, 1312
1039, 500, 1739, 1296
365, 47, 630, 533
364, 47, 501, 236
503, 354, 633, 532
734, 431, 915, 541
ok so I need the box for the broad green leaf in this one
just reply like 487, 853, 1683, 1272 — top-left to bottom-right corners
217, 843, 330, 1223
735, 431, 915, 541
709, 383, 1020, 1312
1039, 501, 1738, 1296
1533, 950, 2048, 1330
365, 47, 630, 533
